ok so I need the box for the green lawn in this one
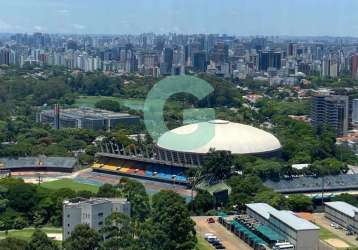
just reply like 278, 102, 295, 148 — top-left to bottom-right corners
41, 178, 99, 193
319, 226, 337, 240
195, 236, 212, 250
0, 227, 62, 241
319, 226, 354, 248
75, 95, 144, 111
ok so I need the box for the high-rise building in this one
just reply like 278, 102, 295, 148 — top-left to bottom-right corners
0, 48, 13, 65
63, 197, 130, 240
322, 55, 339, 78
193, 51, 207, 72
258, 50, 282, 71
351, 54, 358, 79
287, 42, 295, 57
352, 99, 358, 124
160, 47, 173, 75
311, 93, 349, 136
210, 42, 229, 64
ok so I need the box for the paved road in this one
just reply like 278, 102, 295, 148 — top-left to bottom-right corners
192, 216, 252, 250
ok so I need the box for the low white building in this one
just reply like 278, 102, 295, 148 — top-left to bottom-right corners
63, 197, 130, 240
325, 201, 358, 232
246, 203, 320, 250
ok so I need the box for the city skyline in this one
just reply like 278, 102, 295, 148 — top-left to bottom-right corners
1, 0, 358, 36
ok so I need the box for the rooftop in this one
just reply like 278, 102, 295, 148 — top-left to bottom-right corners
325, 201, 358, 218
157, 120, 281, 154
246, 203, 278, 220
246, 203, 319, 231
64, 197, 128, 207
270, 210, 319, 231
264, 174, 358, 193
41, 107, 137, 120
0, 157, 76, 169
255, 225, 285, 242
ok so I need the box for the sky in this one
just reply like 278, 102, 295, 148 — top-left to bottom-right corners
0, 0, 358, 36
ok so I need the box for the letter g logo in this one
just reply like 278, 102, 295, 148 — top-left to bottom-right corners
143, 75, 215, 151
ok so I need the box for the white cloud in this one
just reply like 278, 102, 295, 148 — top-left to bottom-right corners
34, 25, 47, 32
72, 24, 85, 30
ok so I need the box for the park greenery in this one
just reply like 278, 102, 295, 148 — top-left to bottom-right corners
0, 177, 197, 250
2, 66, 358, 248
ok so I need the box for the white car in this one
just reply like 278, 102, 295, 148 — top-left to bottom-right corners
204, 233, 215, 239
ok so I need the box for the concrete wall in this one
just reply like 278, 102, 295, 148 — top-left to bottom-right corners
63, 206, 81, 240
296, 229, 320, 250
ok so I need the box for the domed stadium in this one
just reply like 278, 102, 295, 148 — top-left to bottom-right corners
156, 120, 281, 166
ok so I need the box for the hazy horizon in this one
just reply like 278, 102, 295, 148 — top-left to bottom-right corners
0, 0, 358, 36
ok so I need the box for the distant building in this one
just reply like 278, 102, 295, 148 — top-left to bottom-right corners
246, 203, 319, 250
352, 54, 358, 79
322, 55, 339, 78
160, 47, 173, 75
258, 50, 282, 71
38, 107, 140, 131
352, 99, 358, 123
210, 42, 229, 64
63, 197, 130, 240
325, 201, 358, 233
193, 51, 207, 72
311, 93, 349, 136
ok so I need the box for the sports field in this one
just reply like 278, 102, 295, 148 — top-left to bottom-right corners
74, 95, 144, 111
40, 178, 99, 193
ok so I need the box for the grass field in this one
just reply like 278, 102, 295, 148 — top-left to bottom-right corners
0, 227, 62, 241
41, 178, 99, 193
75, 95, 144, 111
319, 226, 354, 248
195, 236, 212, 250
319, 226, 338, 240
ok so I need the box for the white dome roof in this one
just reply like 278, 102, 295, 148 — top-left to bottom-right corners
157, 120, 281, 154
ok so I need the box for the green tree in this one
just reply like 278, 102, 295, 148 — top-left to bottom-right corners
189, 190, 213, 215
333, 193, 358, 207
120, 178, 150, 222
151, 190, 197, 250
0, 237, 27, 250
96, 184, 119, 198
26, 229, 59, 250
13, 216, 28, 229
95, 99, 122, 112
99, 212, 135, 250
287, 194, 313, 212
309, 158, 347, 176
63, 224, 100, 250
7, 183, 38, 212
202, 149, 233, 180
137, 220, 169, 250
254, 190, 288, 209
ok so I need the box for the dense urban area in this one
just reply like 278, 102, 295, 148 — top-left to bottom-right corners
2, 26, 358, 250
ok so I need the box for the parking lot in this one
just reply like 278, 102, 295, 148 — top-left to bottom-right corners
193, 216, 252, 250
